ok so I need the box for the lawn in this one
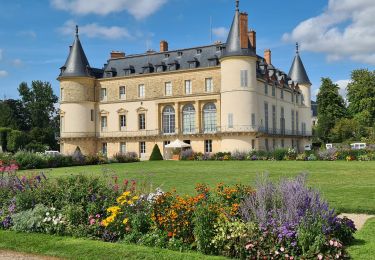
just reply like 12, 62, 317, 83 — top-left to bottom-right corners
30, 160, 375, 214
347, 218, 375, 259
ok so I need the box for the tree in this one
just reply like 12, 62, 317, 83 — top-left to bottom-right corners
330, 118, 365, 143
149, 144, 163, 161
7, 130, 30, 152
0, 99, 30, 131
316, 78, 347, 142
18, 81, 58, 129
346, 69, 375, 126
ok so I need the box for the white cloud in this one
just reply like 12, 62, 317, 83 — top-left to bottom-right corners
212, 27, 228, 40
283, 0, 375, 65
18, 30, 37, 39
335, 79, 351, 100
11, 59, 24, 68
0, 70, 8, 78
59, 20, 131, 40
51, 0, 167, 20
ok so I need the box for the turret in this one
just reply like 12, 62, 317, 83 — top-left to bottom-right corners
288, 43, 311, 108
58, 26, 97, 155
220, 0, 258, 152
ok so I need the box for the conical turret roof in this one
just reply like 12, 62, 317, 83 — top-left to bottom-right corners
60, 26, 92, 78
288, 43, 311, 85
223, 0, 255, 57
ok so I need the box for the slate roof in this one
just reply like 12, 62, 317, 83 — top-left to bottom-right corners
59, 26, 103, 78
288, 45, 311, 85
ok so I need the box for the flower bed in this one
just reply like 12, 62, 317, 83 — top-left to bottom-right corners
180, 147, 375, 162
0, 150, 139, 170
0, 166, 356, 259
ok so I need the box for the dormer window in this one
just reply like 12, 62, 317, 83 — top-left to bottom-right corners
124, 65, 135, 76
168, 60, 179, 71
177, 51, 183, 57
142, 63, 154, 74
164, 53, 170, 58
188, 58, 199, 69
196, 49, 202, 54
155, 63, 166, 73
208, 56, 218, 67
105, 67, 117, 78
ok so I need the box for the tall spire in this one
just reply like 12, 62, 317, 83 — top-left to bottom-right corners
59, 25, 91, 78
223, 0, 255, 57
288, 43, 311, 85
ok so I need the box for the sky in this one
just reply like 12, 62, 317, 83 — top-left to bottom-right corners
0, 0, 374, 100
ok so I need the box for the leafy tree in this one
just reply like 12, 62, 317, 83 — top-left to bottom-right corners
316, 78, 347, 142
330, 118, 364, 143
18, 81, 58, 129
0, 127, 12, 152
149, 144, 163, 161
0, 99, 30, 131
7, 130, 30, 152
346, 69, 375, 126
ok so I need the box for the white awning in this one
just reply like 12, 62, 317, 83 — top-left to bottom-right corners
165, 139, 191, 148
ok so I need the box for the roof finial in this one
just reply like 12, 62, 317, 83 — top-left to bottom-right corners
236, 0, 239, 11
75, 25, 79, 36
296, 42, 299, 54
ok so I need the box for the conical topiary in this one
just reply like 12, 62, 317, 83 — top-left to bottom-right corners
149, 144, 163, 161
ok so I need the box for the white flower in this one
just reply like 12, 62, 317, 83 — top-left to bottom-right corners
46, 212, 50, 216
51, 207, 56, 211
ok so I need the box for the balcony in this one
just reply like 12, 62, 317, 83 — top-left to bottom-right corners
60, 125, 312, 139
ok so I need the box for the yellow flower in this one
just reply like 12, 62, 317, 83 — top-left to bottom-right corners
107, 206, 121, 214
122, 191, 131, 197
132, 196, 139, 200
122, 218, 129, 225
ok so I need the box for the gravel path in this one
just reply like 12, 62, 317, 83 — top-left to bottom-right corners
0, 250, 60, 260
339, 213, 375, 230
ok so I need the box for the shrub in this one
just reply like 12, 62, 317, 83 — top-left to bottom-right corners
14, 151, 47, 169
113, 152, 139, 163
11, 204, 49, 233
72, 146, 85, 165
180, 149, 194, 160
0, 127, 12, 152
7, 130, 29, 152
231, 150, 247, 160
25, 141, 48, 153
149, 144, 163, 161
272, 148, 288, 161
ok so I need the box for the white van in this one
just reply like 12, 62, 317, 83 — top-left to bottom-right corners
304, 144, 312, 151
45, 151, 61, 157
350, 143, 366, 150
326, 143, 333, 149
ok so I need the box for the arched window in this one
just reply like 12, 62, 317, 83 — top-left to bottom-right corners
182, 104, 195, 134
162, 106, 175, 134
203, 103, 217, 133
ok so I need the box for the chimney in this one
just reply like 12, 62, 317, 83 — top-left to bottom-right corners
110, 51, 125, 59
248, 30, 256, 51
264, 49, 272, 65
239, 12, 249, 49
160, 40, 168, 52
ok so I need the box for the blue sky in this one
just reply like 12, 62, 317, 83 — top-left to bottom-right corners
0, 0, 374, 100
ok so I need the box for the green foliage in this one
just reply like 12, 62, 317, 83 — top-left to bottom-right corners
11, 204, 49, 233
0, 127, 12, 152
193, 203, 219, 254
13, 151, 47, 169
113, 152, 140, 163
347, 69, 375, 126
272, 148, 288, 161
7, 130, 29, 152
297, 214, 326, 256
149, 144, 163, 161
316, 78, 347, 142
330, 118, 365, 143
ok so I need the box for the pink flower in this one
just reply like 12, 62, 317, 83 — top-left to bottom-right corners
245, 243, 254, 250
280, 247, 285, 252
89, 219, 96, 225
95, 214, 101, 218
334, 241, 338, 247
329, 240, 334, 246
318, 254, 323, 260
0, 167, 4, 173
275, 250, 279, 255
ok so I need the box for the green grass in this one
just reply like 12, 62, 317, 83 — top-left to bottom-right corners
348, 218, 375, 259
0, 230, 225, 260
31, 160, 375, 214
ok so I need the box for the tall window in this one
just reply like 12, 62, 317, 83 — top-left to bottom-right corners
165, 82, 172, 96
138, 84, 145, 98
120, 142, 126, 154
302, 122, 306, 135
251, 139, 255, 150
119, 86, 126, 100
296, 111, 299, 134
182, 104, 195, 134
280, 107, 285, 135
205, 78, 213, 92
272, 105, 276, 133
162, 106, 175, 134
102, 143, 107, 155
228, 113, 233, 128
272, 85, 276, 97
203, 103, 217, 133
100, 88, 107, 101
251, 113, 256, 127
139, 142, 146, 155
185, 80, 192, 94
291, 93, 294, 103
240, 70, 248, 87
205, 140, 212, 153
291, 109, 295, 134
139, 114, 145, 130
265, 139, 269, 151
101, 116, 107, 132
281, 139, 285, 148
264, 102, 269, 132
60, 116, 65, 132
296, 94, 299, 104
90, 110, 94, 122
264, 84, 268, 95
119, 115, 126, 131
281, 89, 284, 99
